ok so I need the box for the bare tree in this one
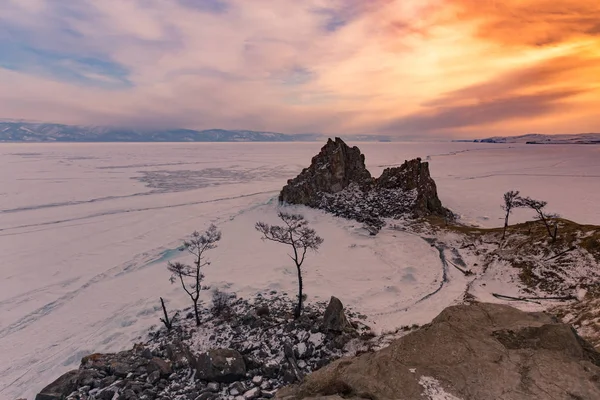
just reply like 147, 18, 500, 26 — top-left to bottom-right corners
255, 212, 323, 319
501, 190, 522, 240
159, 297, 178, 331
519, 197, 559, 242
167, 224, 221, 326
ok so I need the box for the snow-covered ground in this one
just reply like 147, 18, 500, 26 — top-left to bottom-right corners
1, 142, 600, 399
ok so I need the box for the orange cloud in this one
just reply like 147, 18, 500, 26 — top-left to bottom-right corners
0, 0, 598, 137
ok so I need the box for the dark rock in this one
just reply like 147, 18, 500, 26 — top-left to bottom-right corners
35, 370, 79, 400
280, 137, 372, 206
120, 389, 137, 400
195, 349, 247, 383
279, 138, 450, 231
148, 357, 172, 377
141, 388, 157, 400
99, 388, 118, 400
141, 347, 153, 359
77, 369, 103, 388
147, 370, 161, 384
194, 393, 216, 400
256, 306, 270, 317
322, 296, 353, 333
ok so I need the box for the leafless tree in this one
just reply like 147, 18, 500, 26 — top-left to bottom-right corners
159, 297, 178, 331
501, 190, 523, 240
167, 224, 221, 326
519, 197, 559, 242
255, 212, 324, 319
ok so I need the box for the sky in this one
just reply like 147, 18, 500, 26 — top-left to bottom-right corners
0, 0, 599, 138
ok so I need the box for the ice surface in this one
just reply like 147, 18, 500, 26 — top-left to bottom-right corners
1, 142, 599, 399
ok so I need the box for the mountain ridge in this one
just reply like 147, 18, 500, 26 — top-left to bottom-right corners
467, 132, 600, 144
0, 122, 321, 142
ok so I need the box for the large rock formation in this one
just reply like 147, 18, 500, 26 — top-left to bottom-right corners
280, 138, 449, 230
277, 302, 600, 400
279, 137, 372, 206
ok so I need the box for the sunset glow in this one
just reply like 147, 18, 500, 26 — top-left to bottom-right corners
1, 0, 598, 137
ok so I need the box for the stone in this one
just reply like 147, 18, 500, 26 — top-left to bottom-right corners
148, 357, 172, 377
243, 387, 261, 399
141, 348, 153, 359
194, 393, 216, 400
277, 302, 600, 400
229, 381, 246, 394
206, 382, 220, 392
321, 296, 353, 333
251, 375, 263, 386
195, 349, 246, 383
147, 370, 161, 384
256, 305, 270, 317
35, 370, 80, 400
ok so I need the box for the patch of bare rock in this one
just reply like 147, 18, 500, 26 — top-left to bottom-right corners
276, 302, 600, 400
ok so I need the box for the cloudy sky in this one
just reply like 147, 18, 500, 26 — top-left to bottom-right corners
0, 0, 598, 137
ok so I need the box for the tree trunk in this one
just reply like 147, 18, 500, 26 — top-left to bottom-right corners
193, 300, 201, 326
295, 265, 303, 319
160, 297, 172, 330
541, 218, 553, 239
502, 213, 509, 240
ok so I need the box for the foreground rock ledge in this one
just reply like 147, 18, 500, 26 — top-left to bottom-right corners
277, 302, 600, 400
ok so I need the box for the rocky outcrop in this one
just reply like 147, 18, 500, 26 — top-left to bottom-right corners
279, 138, 372, 207
280, 138, 449, 231
322, 297, 353, 333
35, 371, 79, 400
277, 302, 600, 400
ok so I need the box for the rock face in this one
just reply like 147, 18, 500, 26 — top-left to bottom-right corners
279, 137, 372, 206
322, 297, 353, 333
35, 370, 79, 400
280, 138, 449, 230
195, 348, 247, 383
277, 302, 600, 400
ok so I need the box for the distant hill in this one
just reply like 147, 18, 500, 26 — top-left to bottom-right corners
0, 122, 323, 142
467, 133, 600, 144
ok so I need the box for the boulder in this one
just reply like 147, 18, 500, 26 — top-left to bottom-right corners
35, 370, 79, 400
277, 302, 600, 400
321, 297, 353, 333
195, 349, 247, 383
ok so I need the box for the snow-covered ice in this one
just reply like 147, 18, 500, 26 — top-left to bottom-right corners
1, 142, 599, 399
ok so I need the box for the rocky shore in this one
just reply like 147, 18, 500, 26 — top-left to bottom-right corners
35, 294, 381, 400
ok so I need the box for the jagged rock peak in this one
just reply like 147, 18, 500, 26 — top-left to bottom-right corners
279, 137, 372, 206
377, 158, 446, 216
279, 138, 449, 228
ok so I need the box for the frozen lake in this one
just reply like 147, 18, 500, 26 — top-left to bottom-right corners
1, 142, 600, 399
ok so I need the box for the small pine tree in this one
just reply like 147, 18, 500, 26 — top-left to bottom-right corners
167, 224, 221, 326
255, 212, 323, 319
501, 190, 522, 240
